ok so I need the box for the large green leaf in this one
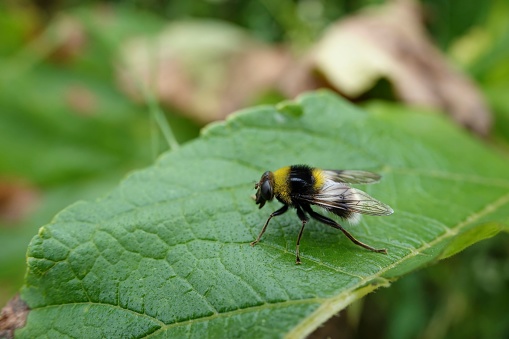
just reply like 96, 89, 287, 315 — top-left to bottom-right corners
17, 91, 509, 338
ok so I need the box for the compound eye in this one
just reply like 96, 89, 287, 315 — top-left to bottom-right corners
260, 180, 273, 200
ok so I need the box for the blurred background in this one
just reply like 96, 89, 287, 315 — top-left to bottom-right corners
1, 0, 508, 338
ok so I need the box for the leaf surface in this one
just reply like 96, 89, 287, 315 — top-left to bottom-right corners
17, 92, 509, 338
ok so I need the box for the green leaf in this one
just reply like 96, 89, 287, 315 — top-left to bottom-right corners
17, 91, 509, 338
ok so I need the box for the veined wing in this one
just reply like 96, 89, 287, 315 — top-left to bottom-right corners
296, 181, 393, 216
323, 170, 381, 184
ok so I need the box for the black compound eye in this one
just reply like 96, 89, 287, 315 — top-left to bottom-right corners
260, 180, 273, 200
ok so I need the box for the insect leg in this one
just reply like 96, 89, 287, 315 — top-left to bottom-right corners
250, 205, 289, 246
302, 205, 387, 254
295, 206, 309, 264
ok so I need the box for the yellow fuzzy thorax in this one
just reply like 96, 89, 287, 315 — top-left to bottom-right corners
311, 168, 325, 190
272, 166, 291, 204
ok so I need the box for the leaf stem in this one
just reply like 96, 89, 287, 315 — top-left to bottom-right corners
143, 87, 180, 152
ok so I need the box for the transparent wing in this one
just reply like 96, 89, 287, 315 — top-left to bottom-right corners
296, 182, 393, 216
323, 170, 381, 184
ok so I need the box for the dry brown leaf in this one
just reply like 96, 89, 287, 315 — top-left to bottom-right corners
0, 179, 40, 225
312, 0, 491, 136
116, 21, 302, 124
64, 84, 98, 116
0, 295, 29, 339
219, 46, 295, 117
48, 14, 87, 63
116, 21, 251, 123
116, 3, 491, 134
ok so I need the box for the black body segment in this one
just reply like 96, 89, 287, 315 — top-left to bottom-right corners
288, 165, 316, 198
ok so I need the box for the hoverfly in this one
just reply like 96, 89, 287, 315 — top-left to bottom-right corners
251, 165, 393, 264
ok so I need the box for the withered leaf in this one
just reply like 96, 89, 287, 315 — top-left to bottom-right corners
313, 0, 491, 136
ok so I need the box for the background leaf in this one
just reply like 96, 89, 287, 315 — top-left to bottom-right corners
0, 5, 200, 306
17, 91, 509, 337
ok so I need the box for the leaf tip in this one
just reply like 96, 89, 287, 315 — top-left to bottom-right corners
276, 101, 304, 118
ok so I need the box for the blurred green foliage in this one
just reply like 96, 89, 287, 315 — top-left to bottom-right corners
0, 1, 200, 305
1, 0, 508, 338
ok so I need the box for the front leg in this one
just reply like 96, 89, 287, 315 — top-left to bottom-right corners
251, 205, 289, 246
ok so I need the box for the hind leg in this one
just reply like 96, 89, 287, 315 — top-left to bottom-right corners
302, 204, 387, 254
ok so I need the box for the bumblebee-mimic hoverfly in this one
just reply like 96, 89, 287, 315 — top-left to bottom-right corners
252, 165, 393, 264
